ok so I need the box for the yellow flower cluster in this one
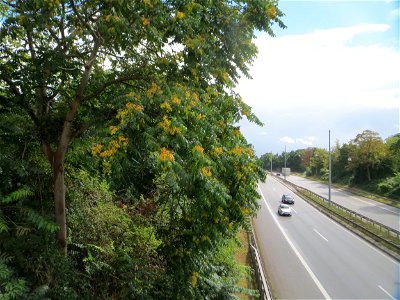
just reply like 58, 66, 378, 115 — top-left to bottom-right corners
92, 136, 128, 158
213, 147, 223, 155
126, 102, 143, 112
201, 167, 212, 177
91, 144, 103, 156
142, 17, 150, 26
99, 140, 120, 158
230, 146, 253, 157
116, 102, 143, 124
171, 95, 181, 105
191, 272, 199, 287
196, 113, 204, 120
146, 83, 159, 98
266, 5, 277, 18
160, 147, 175, 162
176, 11, 185, 19
194, 145, 204, 153
233, 129, 241, 137
109, 126, 118, 135
159, 115, 181, 135
241, 207, 250, 215
118, 135, 128, 145
160, 101, 172, 112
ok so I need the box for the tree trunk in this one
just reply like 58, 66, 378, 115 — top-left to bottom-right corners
53, 155, 67, 254
366, 166, 371, 181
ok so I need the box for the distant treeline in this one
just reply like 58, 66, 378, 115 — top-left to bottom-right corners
259, 130, 400, 198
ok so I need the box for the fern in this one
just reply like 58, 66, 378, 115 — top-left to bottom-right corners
0, 215, 9, 234
0, 278, 27, 300
1, 187, 33, 204
0, 263, 11, 280
0, 252, 13, 264
22, 209, 59, 233
15, 226, 31, 236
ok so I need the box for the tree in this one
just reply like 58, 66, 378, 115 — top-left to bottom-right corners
286, 149, 304, 172
348, 130, 388, 182
1, 0, 285, 253
331, 141, 352, 182
386, 133, 400, 172
300, 147, 314, 174
310, 148, 328, 177
259, 153, 273, 171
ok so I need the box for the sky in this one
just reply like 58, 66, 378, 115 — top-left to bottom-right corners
236, 0, 400, 156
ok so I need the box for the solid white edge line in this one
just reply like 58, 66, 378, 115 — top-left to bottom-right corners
378, 285, 395, 300
271, 176, 398, 264
257, 185, 332, 300
313, 228, 329, 242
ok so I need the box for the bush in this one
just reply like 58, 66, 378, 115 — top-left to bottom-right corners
378, 173, 400, 198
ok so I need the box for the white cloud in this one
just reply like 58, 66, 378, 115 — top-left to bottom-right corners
296, 138, 313, 146
259, 131, 268, 136
280, 136, 295, 144
237, 24, 400, 111
390, 8, 400, 17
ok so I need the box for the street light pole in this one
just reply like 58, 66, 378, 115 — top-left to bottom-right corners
284, 145, 287, 180
328, 130, 332, 205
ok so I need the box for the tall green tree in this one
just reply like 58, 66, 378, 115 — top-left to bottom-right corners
386, 133, 400, 172
0, 0, 285, 253
310, 148, 328, 177
348, 130, 388, 182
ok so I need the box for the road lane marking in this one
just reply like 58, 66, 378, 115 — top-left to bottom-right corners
291, 207, 297, 214
349, 196, 398, 213
378, 285, 395, 300
257, 185, 331, 300
268, 177, 398, 264
313, 229, 329, 242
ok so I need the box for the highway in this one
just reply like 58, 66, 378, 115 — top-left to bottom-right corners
254, 176, 399, 299
283, 174, 400, 231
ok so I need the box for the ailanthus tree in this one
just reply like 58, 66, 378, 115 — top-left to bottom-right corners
0, 0, 284, 257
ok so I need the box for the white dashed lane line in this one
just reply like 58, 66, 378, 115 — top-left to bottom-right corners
313, 228, 329, 242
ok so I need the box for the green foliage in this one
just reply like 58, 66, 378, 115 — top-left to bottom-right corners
261, 130, 399, 200
1, 0, 285, 298
348, 130, 389, 182
378, 172, 400, 198
2, 188, 32, 204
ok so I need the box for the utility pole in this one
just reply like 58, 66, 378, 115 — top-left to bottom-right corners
284, 145, 287, 180
329, 130, 332, 205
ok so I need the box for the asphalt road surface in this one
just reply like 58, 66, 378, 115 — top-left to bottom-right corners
253, 176, 399, 299
283, 174, 400, 231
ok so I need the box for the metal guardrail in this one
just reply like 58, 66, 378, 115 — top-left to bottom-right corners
248, 226, 273, 300
274, 175, 400, 257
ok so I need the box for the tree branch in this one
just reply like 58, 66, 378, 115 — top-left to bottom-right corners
2, 78, 40, 127
82, 74, 144, 102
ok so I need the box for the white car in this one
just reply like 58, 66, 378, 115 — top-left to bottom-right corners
278, 204, 292, 216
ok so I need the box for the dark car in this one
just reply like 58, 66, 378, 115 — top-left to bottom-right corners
281, 194, 295, 204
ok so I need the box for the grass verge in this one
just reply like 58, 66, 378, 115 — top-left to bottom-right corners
235, 229, 259, 300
